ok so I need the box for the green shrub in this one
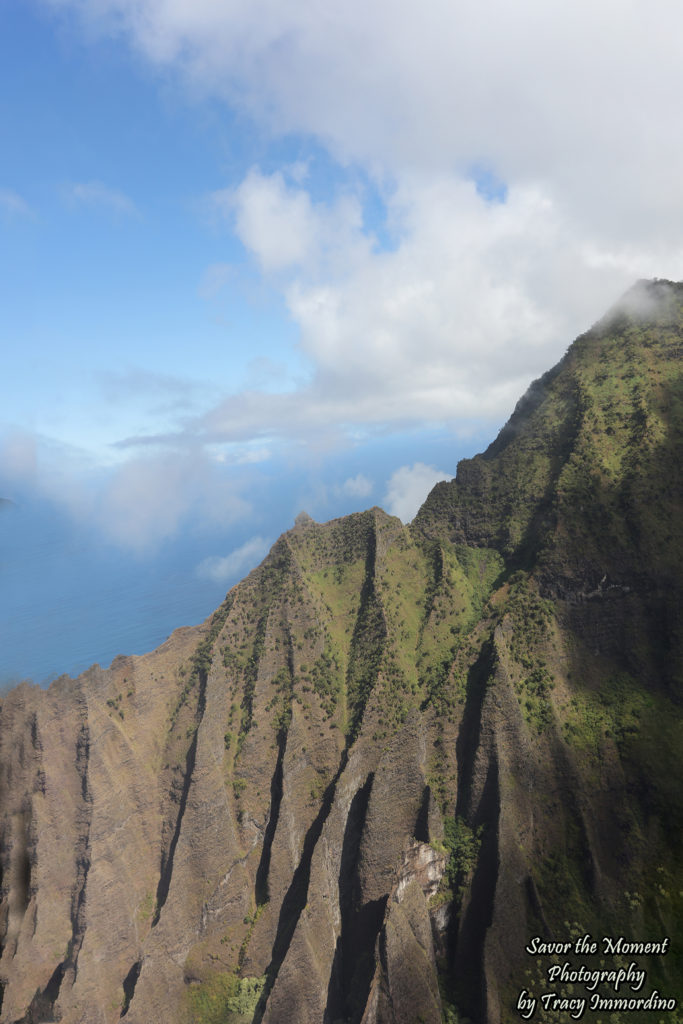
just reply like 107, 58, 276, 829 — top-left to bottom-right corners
186, 973, 266, 1024
443, 816, 482, 896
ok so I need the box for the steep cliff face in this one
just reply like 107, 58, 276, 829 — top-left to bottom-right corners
1, 280, 681, 1024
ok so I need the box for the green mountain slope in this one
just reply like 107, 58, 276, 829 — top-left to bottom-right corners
0, 280, 681, 1024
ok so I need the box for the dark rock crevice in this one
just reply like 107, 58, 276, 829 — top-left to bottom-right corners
418, 542, 444, 645
235, 612, 269, 758
19, 713, 93, 1023
65, 720, 93, 987
153, 731, 200, 927
0, 711, 46, 968
346, 520, 387, 742
413, 785, 431, 844
254, 622, 295, 906
325, 773, 377, 1024
15, 830, 31, 924
153, 635, 213, 927
19, 961, 65, 1024
254, 741, 285, 908
29, 714, 46, 797
452, 753, 500, 1024
0, 838, 5, 952
455, 638, 496, 819
119, 958, 142, 1017
254, 747, 351, 1023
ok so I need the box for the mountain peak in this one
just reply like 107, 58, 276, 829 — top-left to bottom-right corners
599, 276, 683, 327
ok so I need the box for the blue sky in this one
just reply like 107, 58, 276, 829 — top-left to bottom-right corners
3, 0, 683, 682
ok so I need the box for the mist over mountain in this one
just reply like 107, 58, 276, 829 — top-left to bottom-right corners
0, 280, 681, 1023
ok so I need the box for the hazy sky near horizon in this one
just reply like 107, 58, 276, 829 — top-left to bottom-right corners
3, 0, 683, 659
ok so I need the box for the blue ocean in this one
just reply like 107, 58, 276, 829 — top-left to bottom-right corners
0, 498, 234, 688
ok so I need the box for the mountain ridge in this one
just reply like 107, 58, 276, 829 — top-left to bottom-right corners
0, 280, 681, 1024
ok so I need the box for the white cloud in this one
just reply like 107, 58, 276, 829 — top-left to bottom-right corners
0, 432, 38, 481
211, 444, 272, 465
235, 447, 271, 465
383, 463, 452, 524
197, 535, 271, 584
214, 171, 318, 273
95, 451, 250, 549
67, 181, 137, 215
198, 262, 234, 299
214, 168, 367, 276
339, 474, 373, 498
0, 188, 34, 218
0, 429, 251, 552
45, 1, 683, 232
40, 0, 683, 448
99, 367, 209, 409
171, 170, 663, 446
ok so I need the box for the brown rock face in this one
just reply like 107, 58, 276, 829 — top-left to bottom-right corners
1, 281, 682, 1023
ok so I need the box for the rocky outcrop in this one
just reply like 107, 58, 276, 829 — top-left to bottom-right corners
1, 280, 682, 1022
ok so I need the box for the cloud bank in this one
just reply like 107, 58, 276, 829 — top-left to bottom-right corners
44, 0, 683, 450
0, 431, 250, 552
29, 0, 683, 548
45, 0, 683, 229
384, 463, 452, 524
